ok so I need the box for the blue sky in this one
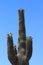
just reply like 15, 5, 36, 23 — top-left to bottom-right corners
0, 0, 43, 65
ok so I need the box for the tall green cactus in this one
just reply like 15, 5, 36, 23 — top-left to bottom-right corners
7, 10, 32, 65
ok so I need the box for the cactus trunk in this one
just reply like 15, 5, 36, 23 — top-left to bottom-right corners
18, 10, 26, 53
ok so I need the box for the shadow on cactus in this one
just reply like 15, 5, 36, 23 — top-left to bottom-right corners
7, 10, 33, 65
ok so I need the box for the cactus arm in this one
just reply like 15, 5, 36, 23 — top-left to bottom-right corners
7, 33, 18, 64
26, 36, 32, 61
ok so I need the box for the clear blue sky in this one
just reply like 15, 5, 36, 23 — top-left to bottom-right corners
0, 0, 43, 65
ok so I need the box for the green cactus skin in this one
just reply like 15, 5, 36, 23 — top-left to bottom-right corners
7, 10, 32, 65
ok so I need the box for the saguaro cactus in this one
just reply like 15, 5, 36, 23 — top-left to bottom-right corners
7, 10, 32, 65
